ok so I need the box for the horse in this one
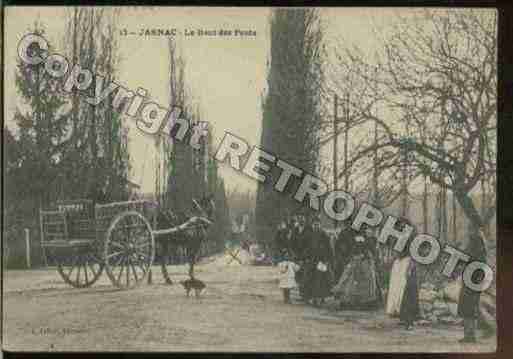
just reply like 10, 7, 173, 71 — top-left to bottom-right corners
155, 195, 216, 283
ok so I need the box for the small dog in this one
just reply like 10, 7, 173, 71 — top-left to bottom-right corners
179, 278, 206, 298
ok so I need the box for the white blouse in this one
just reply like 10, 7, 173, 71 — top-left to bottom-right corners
278, 261, 301, 289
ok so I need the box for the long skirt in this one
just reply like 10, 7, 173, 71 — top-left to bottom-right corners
332, 255, 380, 306
297, 261, 315, 300
385, 257, 410, 316
399, 265, 420, 324
310, 269, 332, 299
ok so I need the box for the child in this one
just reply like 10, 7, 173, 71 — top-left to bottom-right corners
278, 253, 301, 304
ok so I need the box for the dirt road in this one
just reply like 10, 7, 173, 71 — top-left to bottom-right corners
2, 257, 496, 352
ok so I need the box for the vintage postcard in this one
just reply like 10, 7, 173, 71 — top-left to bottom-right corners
2, 6, 497, 352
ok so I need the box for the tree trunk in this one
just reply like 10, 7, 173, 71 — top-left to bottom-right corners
481, 179, 491, 239
454, 190, 488, 262
455, 190, 483, 231
423, 176, 429, 233
436, 184, 448, 243
442, 185, 447, 242
452, 192, 458, 242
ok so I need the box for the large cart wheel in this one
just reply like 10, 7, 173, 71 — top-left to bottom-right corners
104, 211, 155, 289
56, 244, 104, 288
159, 240, 190, 285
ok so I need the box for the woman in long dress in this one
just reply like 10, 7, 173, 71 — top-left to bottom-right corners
294, 217, 315, 301
334, 225, 358, 281
332, 230, 382, 309
309, 218, 333, 306
385, 246, 420, 330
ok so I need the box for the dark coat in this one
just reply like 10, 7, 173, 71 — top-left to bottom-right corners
399, 259, 420, 323
274, 228, 289, 255
335, 227, 358, 278
296, 226, 325, 299
309, 229, 333, 298
294, 225, 313, 260
458, 233, 487, 318
312, 229, 333, 262
289, 227, 300, 258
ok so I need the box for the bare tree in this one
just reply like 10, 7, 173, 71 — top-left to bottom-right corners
330, 10, 496, 246
324, 62, 407, 208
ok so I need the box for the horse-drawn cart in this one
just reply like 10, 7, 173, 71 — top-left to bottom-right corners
40, 199, 213, 289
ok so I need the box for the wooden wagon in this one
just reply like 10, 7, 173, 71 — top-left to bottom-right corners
40, 199, 212, 289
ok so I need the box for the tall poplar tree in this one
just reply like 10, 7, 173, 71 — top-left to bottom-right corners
256, 9, 324, 242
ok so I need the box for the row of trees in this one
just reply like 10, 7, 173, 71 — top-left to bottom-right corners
154, 38, 231, 255
4, 9, 130, 267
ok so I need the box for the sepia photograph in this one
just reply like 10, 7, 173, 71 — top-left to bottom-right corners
2, 6, 497, 353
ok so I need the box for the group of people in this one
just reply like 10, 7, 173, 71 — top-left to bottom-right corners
275, 215, 487, 343
275, 215, 333, 306
275, 215, 385, 308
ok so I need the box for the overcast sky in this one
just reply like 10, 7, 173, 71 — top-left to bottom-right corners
6, 7, 484, 195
